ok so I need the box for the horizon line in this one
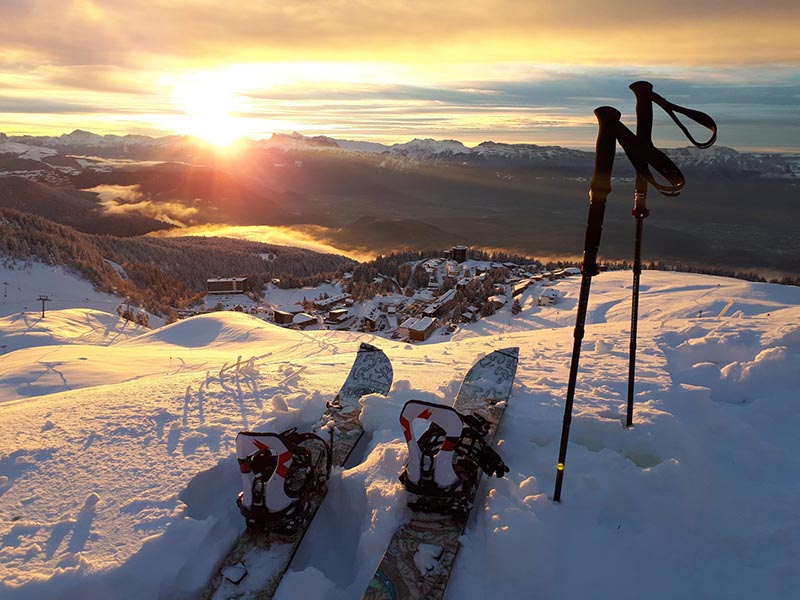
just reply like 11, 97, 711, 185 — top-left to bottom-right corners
3, 129, 798, 156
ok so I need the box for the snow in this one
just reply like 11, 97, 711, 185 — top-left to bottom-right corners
389, 138, 471, 159
1, 271, 800, 599
0, 262, 127, 320
0, 139, 58, 161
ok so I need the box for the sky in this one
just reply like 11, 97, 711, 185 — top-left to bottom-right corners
1, 1, 799, 151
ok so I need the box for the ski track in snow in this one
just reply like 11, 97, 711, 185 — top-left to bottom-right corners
0, 271, 799, 599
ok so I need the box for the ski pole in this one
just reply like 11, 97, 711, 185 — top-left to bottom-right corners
553, 106, 619, 503
625, 81, 653, 428
553, 99, 703, 502
624, 82, 717, 427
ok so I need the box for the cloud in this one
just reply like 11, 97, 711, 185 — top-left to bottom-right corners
149, 224, 376, 262
1, 3, 799, 150
87, 184, 198, 226
2, 2, 799, 68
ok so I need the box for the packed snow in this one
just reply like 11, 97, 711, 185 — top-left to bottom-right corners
1, 270, 799, 599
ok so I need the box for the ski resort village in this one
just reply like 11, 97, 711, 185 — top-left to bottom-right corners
1, 247, 799, 600
198, 247, 577, 344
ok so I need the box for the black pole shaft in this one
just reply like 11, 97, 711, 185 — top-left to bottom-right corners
553, 106, 619, 503
625, 81, 653, 428
626, 214, 644, 427
553, 270, 595, 501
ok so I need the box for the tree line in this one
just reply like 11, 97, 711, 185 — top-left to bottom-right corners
0, 208, 356, 318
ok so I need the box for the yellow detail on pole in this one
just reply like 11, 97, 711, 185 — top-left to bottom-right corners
557, 463, 565, 471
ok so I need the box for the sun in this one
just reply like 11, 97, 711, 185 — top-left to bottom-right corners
170, 73, 253, 147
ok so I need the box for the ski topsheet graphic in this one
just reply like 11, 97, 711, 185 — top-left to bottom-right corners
203, 342, 393, 600
364, 347, 519, 600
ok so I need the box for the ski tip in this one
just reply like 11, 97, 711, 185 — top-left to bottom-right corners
358, 342, 381, 353
495, 347, 520, 361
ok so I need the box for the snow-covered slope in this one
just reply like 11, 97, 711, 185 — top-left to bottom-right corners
1, 271, 799, 600
0, 138, 59, 161
0, 309, 145, 354
0, 261, 126, 320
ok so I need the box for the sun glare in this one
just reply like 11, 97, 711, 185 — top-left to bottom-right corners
170, 73, 253, 146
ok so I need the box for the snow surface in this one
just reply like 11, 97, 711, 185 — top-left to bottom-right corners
0, 262, 129, 320
1, 271, 799, 599
0, 140, 58, 161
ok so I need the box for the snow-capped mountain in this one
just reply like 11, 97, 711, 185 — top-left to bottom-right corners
0, 135, 59, 161
388, 138, 471, 159
4, 129, 799, 178
261, 131, 340, 149
665, 145, 798, 177
9, 129, 188, 151
0, 134, 83, 184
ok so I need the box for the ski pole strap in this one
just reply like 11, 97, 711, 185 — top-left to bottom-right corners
613, 122, 685, 196
651, 91, 717, 149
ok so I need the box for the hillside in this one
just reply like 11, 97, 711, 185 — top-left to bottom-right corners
0, 271, 798, 599
0, 177, 171, 236
0, 209, 356, 316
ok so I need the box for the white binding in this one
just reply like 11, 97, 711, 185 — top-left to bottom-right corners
236, 432, 294, 513
400, 401, 462, 487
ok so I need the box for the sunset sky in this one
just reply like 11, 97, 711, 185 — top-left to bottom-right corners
1, 1, 798, 151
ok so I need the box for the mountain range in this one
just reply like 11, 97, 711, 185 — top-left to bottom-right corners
6, 130, 800, 176
1, 130, 798, 276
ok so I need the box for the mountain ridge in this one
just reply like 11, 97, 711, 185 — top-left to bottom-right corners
4, 130, 799, 179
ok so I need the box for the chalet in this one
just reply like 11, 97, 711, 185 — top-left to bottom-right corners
292, 313, 317, 328
399, 316, 438, 341
207, 277, 248, 295
488, 294, 507, 310
512, 280, 533, 297
273, 309, 295, 325
423, 288, 456, 318
325, 308, 349, 325
538, 288, 561, 306
364, 308, 381, 331
313, 293, 349, 310
272, 304, 304, 324
461, 310, 478, 323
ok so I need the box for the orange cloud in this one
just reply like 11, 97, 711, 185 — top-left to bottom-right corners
1, 2, 798, 67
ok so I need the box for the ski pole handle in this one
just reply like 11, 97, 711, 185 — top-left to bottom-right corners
590, 106, 619, 205
630, 81, 653, 217
582, 106, 619, 276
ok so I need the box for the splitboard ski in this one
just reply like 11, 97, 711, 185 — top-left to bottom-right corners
203, 342, 393, 600
364, 347, 519, 600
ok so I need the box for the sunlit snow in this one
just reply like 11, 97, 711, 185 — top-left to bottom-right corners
1, 267, 799, 599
